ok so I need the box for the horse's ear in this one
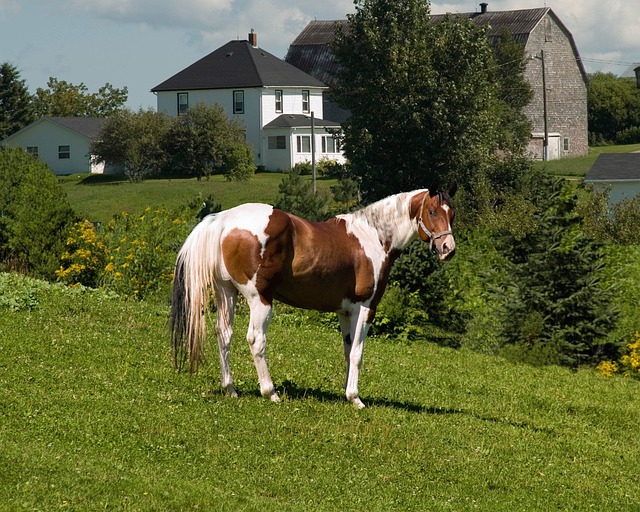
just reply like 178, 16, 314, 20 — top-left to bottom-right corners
447, 182, 458, 198
429, 188, 438, 198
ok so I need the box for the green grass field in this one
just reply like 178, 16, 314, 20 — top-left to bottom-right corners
1, 274, 639, 510
537, 143, 640, 177
59, 173, 337, 224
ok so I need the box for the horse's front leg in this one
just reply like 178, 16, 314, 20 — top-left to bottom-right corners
337, 311, 352, 380
345, 305, 372, 409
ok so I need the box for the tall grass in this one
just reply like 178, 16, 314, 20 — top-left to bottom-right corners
1, 274, 638, 510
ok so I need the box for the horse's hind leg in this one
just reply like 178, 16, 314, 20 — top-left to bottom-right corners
215, 283, 238, 397
245, 295, 279, 402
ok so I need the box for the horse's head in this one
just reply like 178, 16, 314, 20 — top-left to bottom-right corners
416, 184, 457, 260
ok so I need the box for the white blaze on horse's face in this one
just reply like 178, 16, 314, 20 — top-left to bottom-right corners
417, 189, 456, 261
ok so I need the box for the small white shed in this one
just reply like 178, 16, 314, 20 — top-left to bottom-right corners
584, 153, 640, 205
1, 117, 115, 175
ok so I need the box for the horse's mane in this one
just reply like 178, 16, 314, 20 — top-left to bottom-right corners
337, 190, 427, 249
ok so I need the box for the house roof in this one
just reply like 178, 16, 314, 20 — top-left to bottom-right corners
263, 114, 341, 129
584, 154, 640, 182
285, 7, 588, 85
151, 39, 326, 92
1, 116, 107, 143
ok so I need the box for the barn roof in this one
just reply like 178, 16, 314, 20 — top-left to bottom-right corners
152, 39, 325, 92
285, 7, 587, 85
584, 154, 640, 182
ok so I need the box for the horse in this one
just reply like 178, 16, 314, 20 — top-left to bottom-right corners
170, 186, 456, 408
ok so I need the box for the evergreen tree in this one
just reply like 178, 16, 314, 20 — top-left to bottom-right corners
494, 171, 621, 367
274, 169, 328, 221
0, 62, 35, 140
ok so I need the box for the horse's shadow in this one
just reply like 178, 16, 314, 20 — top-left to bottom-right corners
274, 380, 555, 434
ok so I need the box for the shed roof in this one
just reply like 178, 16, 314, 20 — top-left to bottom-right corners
584, 154, 640, 182
47, 117, 107, 139
152, 39, 325, 92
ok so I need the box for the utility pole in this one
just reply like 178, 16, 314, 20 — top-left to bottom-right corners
534, 50, 549, 161
311, 111, 316, 193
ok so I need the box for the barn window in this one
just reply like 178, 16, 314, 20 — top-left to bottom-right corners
563, 137, 570, 152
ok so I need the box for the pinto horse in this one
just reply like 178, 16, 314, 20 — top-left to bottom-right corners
170, 186, 456, 408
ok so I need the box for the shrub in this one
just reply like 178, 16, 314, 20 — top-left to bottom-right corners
0, 146, 76, 278
597, 332, 640, 379
274, 169, 328, 221
57, 204, 198, 300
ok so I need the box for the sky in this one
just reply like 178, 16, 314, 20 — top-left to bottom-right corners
2, 0, 640, 111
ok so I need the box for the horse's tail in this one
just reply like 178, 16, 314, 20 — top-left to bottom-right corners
170, 215, 222, 372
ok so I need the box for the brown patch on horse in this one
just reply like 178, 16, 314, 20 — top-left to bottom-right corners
221, 228, 262, 286
256, 211, 376, 311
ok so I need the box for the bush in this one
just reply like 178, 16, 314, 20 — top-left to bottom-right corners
0, 146, 76, 278
57, 203, 200, 300
274, 169, 328, 221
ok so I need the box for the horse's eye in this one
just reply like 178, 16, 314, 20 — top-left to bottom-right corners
429, 209, 436, 217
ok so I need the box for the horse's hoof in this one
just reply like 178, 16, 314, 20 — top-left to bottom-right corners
351, 397, 366, 409
270, 392, 281, 403
223, 385, 238, 398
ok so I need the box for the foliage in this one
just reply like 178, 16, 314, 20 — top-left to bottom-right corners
331, 1, 503, 202
0, 146, 76, 278
490, 29, 534, 153
0, 62, 35, 139
32, 77, 128, 117
165, 103, 255, 181
274, 169, 329, 221
492, 171, 621, 367
597, 332, 640, 379
57, 204, 200, 299
91, 108, 171, 181
587, 72, 640, 143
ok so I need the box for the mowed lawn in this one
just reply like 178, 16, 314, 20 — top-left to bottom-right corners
59, 172, 337, 223
0, 275, 638, 511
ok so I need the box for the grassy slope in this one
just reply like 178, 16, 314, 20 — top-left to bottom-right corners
59, 173, 337, 224
0, 276, 638, 511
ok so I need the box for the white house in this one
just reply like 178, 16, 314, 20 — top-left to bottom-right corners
1, 116, 114, 175
151, 31, 345, 171
584, 153, 640, 205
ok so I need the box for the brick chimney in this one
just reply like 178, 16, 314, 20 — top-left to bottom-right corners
248, 29, 257, 47
480, 3, 488, 14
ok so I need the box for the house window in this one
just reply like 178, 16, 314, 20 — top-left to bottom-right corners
268, 136, 286, 150
275, 90, 283, 113
302, 90, 310, 113
26, 146, 38, 156
177, 93, 189, 114
321, 136, 339, 153
233, 90, 244, 114
58, 145, 70, 159
563, 137, 570, 152
296, 135, 311, 153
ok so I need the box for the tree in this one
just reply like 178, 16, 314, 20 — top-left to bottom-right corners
493, 170, 620, 367
331, 0, 500, 202
274, 169, 328, 221
0, 62, 35, 139
0, 146, 76, 278
587, 72, 640, 143
32, 77, 128, 118
165, 103, 255, 181
491, 29, 534, 153
91, 108, 171, 182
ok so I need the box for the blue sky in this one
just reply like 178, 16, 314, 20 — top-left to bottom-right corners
2, 0, 639, 111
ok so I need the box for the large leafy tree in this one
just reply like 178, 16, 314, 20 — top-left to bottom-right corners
165, 103, 255, 181
91, 108, 171, 182
331, 0, 500, 202
0, 62, 35, 140
587, 72, 640, 143
32, 77, 128, 118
